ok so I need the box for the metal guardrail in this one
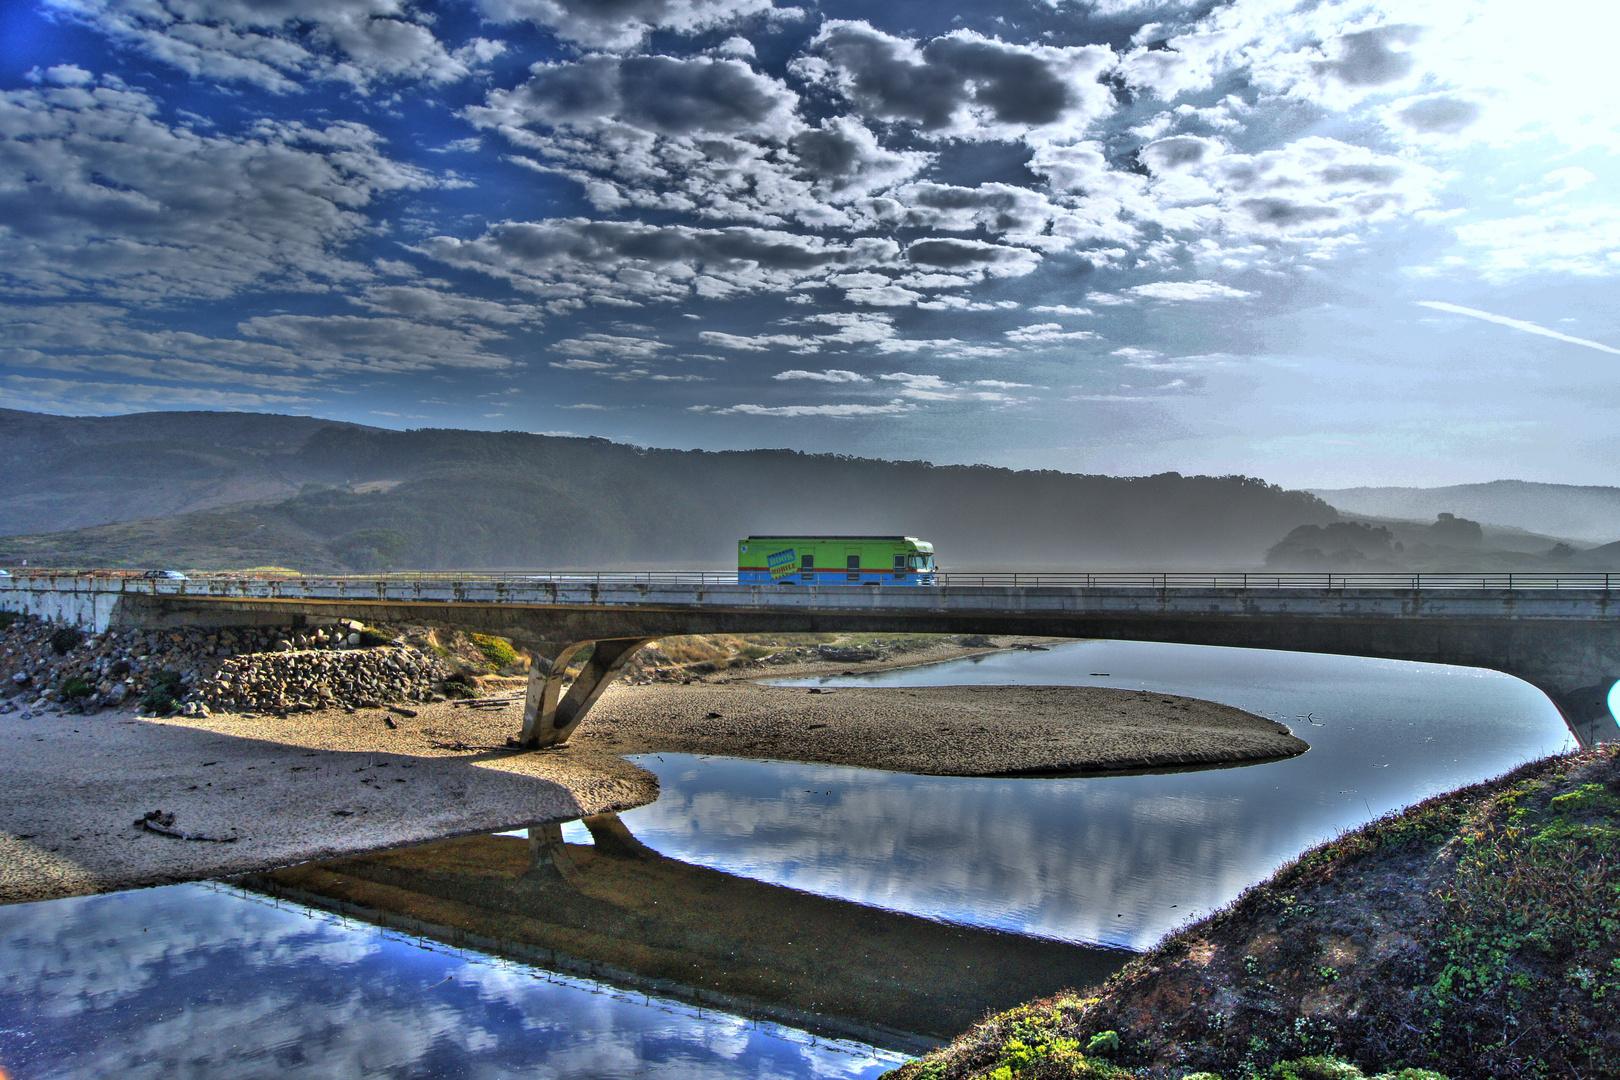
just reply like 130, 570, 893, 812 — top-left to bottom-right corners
4, 570, 1615, 591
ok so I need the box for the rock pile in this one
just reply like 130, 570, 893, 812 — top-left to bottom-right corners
199, 648, 446, 714
0, 614, 447, 717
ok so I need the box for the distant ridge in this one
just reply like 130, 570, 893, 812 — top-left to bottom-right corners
0, 408, 1336, 571
1309, 480, 1620, 544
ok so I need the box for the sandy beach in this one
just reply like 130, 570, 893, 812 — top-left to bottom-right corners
0, 646, 1304, 905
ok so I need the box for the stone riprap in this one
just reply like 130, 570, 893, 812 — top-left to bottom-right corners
0, 614, 446, 718
201, 648, 447, 714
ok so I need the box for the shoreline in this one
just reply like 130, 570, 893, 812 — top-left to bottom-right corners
0, 638, 1304, 905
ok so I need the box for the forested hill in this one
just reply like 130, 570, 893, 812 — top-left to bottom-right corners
0, 410, 1336, 571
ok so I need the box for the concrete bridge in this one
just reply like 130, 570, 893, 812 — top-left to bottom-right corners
3, 571, 1618, 748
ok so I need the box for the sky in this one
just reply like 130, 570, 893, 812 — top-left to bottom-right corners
1, 0, 1617, 487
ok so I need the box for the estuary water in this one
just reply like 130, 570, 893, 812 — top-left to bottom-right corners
617, 639, 1574, 950
0, 640, 1575, 1078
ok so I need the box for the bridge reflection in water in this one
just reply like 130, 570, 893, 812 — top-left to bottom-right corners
240, 814, 1130, 1052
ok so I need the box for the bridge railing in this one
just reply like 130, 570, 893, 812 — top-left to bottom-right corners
7, 570, 1614, 592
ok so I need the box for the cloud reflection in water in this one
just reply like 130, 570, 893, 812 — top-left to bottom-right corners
0, 884, 903, 1079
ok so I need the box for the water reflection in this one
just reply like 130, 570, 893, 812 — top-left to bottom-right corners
0, 882, 905, 1079
241, 816, 1128, 1048
614, 641, 1572, 951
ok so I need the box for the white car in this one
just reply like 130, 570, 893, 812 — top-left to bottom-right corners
143, 569, 188, 581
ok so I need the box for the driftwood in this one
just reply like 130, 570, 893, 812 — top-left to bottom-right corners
133, 810, 237, 843
386, 704, 419, 718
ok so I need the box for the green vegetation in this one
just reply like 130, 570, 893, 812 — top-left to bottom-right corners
0, 611, 17, 631
60, 676, 92, 701
0, 414, 1345, 572
470, 633, 520, 670
889, 746, 1620, 1080
49, 626, 84, 655
139, 670, 185, 717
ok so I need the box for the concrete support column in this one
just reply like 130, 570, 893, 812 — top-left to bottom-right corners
1528, 680, 1620, 749
517, 637, 652, 749
582, 812, 657, 860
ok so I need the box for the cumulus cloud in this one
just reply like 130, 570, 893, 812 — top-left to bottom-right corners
351, 286, 546, 327
468, 55, 797, 140
43, 0, 502, 92
474, 0, 780, 51
799, 22, 1116, 141
0, 77, 434, 300
238, 315, 514, 371
1004, 322, 1096, 344
551, 333, 670, 359
1125, 280, 1253, 301
880, 370, 1029, 403
1133, 134, 1439, 243
773, 368, 868, 382
415, 218, 900, 306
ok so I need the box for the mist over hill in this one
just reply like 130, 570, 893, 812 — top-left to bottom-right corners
0, 410, 1337, 572
1310, 481, 1620, 544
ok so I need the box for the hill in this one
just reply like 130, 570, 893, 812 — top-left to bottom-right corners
1310, 481, 1620, 544
0, 408, 376, 536
0, 410, 1337, 572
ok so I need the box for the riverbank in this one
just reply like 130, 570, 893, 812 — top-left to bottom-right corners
887, 742, 1620, 1080
0, 636, 1303, 904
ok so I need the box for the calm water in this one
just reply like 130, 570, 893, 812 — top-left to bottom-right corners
0, 882, 904, 1080
0, 640, 1576, 1075
612, 640, 1573, 950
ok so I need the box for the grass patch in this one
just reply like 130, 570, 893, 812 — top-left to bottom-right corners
470, 633, 519, 668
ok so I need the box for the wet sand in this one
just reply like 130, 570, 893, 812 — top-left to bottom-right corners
0, 652, 1304, 905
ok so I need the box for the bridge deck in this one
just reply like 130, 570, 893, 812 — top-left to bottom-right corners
4, 572, 1617, 747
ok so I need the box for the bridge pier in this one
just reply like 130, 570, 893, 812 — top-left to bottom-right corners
517, 637, 653, 749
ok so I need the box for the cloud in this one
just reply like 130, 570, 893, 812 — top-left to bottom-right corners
44, 0, 502, 92
1, 374, 308, 412
474, 0, 780, 51
800, 22, 1116, 141
0, 78, 434, 300
1396, 95, 1480, 135
238, 315, 514, 371
1416, 302, 1620, 357
773, 368, 868, 382
1031, 305, 1094, 316
467, 55, 797, 140
551, 333, 670, 359
414, 219, 900, 306
549, 357, 615, 371
1133, 134, 1438, 243
700, 331, 820, 352
352, 286, 546, 327
710, 399, 915, 417
1004, 322, 1096, 344
1125, 280, 1253, 301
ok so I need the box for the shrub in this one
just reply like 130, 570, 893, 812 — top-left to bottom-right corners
470, 633, 519, 669
50, 626, 85, 655
0, 611, 17, 631
61, 677, 93, 701
441, 671, 479, 699
140, 670, 185, 717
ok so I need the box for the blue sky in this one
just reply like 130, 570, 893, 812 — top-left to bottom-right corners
2, 0, 1617, 486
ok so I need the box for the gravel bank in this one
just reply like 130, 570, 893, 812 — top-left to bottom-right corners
575, 681, 1307, 776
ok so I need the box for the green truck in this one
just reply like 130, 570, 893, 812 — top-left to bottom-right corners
738, 536, 936, 585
